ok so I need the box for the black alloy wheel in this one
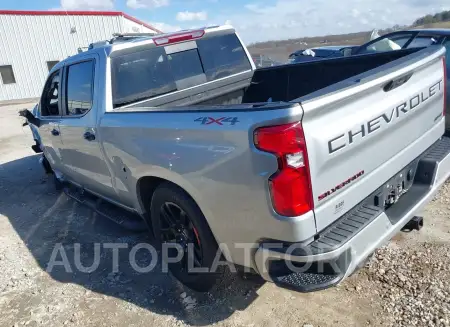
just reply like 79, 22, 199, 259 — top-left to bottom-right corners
159, 201, 203, 272
150, 183, 223, 291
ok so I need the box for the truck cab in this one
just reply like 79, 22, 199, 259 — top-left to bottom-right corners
36, 26, 256, 203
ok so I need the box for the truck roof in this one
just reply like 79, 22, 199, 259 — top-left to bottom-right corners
52, 25, 235, 72
72, 25, 235, 57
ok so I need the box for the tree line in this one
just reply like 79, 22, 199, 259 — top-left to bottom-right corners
413, 10, 450, 26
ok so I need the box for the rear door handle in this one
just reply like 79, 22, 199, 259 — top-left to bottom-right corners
51, 129, 60, 136
83, 131, 96, 141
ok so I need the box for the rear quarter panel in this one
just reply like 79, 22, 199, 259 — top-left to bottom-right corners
98, 106, 317, 265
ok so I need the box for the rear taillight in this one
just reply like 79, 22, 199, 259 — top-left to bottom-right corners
443, 57, 447, 117
153, 30, 205, 46
254, 122, 313, 217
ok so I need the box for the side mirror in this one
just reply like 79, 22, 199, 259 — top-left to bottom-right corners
342, 48, 353, 57
18, 108, 41, 127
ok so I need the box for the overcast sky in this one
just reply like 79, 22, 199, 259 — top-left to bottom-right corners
5, 0, 450, 43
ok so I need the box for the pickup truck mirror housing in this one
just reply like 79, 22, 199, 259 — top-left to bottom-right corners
342, 48, 354, 57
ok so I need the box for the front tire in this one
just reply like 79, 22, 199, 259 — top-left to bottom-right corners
150, 183, 222, 292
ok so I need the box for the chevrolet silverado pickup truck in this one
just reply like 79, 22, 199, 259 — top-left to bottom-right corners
23, 25, 449, 292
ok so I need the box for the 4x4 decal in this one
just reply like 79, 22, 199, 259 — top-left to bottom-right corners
194, 117, 240, 125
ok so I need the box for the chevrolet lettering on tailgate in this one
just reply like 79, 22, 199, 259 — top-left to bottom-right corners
328, 80, 444, 154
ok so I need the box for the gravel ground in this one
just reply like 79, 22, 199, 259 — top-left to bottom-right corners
363, 244, 450, 326
1, 101, 450, 327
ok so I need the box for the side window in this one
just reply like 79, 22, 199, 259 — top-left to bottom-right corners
41, 70, 60, 116
197, 34, 252, 81
407, 36, 439, 49
360, 33, 414, 54
66, 60, 94, 116
0, 65, 16, 84
47, 61, 59, 72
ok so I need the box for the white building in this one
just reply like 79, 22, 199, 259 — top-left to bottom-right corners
0, 10, 161, 101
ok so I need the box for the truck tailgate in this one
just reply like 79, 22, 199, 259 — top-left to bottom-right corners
301, 46, 446, 232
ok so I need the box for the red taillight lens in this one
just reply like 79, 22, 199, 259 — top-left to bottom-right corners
254, 122, 313, 217
443, 57, 447, 117
153, 30, 205, 46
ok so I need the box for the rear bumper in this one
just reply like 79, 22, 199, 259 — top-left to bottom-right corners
254, 137, 450, 292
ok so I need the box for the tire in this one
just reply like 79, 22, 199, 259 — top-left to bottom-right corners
150, 183, 221, 292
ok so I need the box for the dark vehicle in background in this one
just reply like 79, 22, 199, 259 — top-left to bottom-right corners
251, 54, 282, 68
350, 29, 450, 130
288, 45, 358, 63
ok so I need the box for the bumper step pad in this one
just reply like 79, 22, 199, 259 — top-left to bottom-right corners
308, 204, 382, 255
274, 272, 340, 292
270, 250, 351, 292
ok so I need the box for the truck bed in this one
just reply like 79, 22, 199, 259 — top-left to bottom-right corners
125, 48, 422, 109
242, 48, 422, 103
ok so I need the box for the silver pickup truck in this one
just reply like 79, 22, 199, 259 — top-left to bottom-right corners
25, 25, 449, 293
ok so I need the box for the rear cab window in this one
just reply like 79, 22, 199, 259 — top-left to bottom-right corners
168, 48, 207, 90
111, 32, 251, 108
196, 33, 251, 81
111, 47, 176, 107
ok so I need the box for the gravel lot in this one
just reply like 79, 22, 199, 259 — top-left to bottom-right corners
1, 100, 450, 327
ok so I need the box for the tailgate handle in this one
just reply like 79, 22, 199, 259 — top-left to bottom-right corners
383, 73, 413, 92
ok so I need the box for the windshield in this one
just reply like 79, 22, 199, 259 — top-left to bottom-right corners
360, 33, 414, 54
